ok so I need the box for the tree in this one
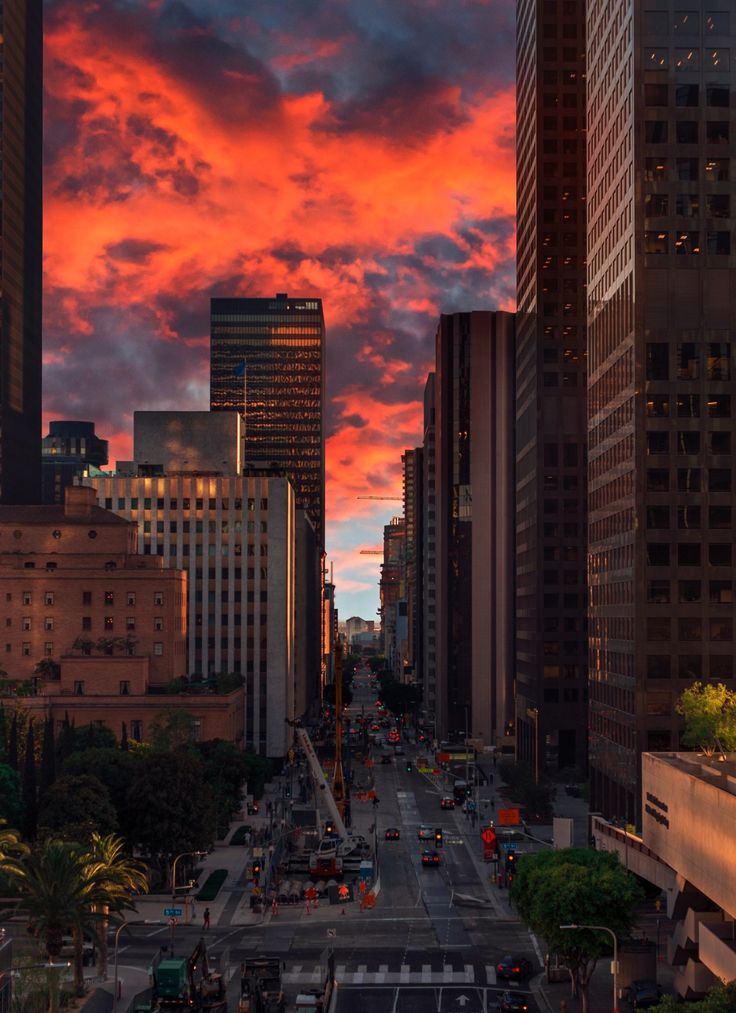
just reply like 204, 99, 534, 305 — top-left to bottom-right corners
7, 712, 18, 771
84, 832, 149, 979
653, 981, 736, 1012
39, 717, 56, 797
125, 749, 215, 868
120, 722, 129, 752
22, 722, 37, 841
62, 748, 141, 841
0, 818, 29, 877
69, 723, 118, 753
0, 763, 23, 827
511, 849, 643, 1013
38, 774, 118, 843
676, 682, 736, 756
149, 707, 196, 750
196, 739, 250, 837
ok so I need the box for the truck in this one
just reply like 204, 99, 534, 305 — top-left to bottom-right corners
238, 956, 286, 1013
147, 937, 226, 1012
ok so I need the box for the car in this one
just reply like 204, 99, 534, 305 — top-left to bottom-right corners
385, 827, 401, 841
626, 980, 663, 1009
421, 849, 441, 867
417, 825, 435, 841
500, 992, 530, 1013
370, 723, 381, 732
440, 796, 456, 810
496, 956, 533, 981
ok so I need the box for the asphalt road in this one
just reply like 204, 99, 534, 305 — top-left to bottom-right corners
115, 671, 540, 1011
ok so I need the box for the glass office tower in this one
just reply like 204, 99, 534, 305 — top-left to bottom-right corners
210, 293, 325, 547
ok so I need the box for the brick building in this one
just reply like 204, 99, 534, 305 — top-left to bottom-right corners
0, 486, 244, 744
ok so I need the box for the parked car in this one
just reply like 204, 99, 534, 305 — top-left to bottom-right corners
440, 797, 456, 810
496, 955, 533, 981
417, 825, 435, 841
500, 992, 530, 1013
626, 980, 663, 1009
421, 850, 441, 867
385, 827, 401, 841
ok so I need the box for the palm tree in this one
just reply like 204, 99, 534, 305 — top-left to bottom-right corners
12, 840, 103, 1006
84, 833, 149, 979
0, 819, 28, 876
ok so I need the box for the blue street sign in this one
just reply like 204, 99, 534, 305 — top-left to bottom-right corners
164, 907, 182, 917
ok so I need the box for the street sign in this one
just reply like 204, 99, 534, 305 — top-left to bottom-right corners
497, 807, 521, 826
164, 907, 182, 917
326, 928, 336, 938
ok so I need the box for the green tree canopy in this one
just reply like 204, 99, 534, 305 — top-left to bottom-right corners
676, 682, 736, 756
38, 774, 118, 843
377, 673, 422, 718
653, 981, 736, 1012
65, 723, 118, 754
511, 849, 643, 1013
148, 707, 197, 750
195, 739, 251, 837
62, 747, 141, 840
125, 749, 215, 865
0, 762, 23, 827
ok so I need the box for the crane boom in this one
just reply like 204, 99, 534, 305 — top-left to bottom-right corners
292, 724, 349, 842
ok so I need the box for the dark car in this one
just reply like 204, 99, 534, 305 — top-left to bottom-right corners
421, 849, 441, 867
626, 980, 663, 1009
385, 827, 401, 841
496, 955, 533, 981
440, 796, 456, 810
500, 992, 530, 1013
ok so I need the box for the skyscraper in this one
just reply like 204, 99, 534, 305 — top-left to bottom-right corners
210, 293, 325, 547
434, 311, 515, 748
0, 0, 42, 504
515, 0, 589, 773
42, 421, 109, 504
587, 3, 736, 821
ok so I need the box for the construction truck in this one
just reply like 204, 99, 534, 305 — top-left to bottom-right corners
147, 937, 226, 1012
238, 957, 286, 1013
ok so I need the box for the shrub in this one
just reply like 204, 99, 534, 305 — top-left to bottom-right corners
195, 868, 227, 901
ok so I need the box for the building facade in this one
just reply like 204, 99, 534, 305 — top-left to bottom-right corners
42, 420, 109, 504
210, 293, 325, 547
0, 0, 42, 504
515, 0, 589, 773
434, 311, 516, 748
379, 516, 406, 680
421, 373, 438, 731
587, 2, 736, 821
402, 447, 423, 686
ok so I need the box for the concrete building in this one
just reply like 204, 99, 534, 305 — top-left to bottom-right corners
0, 0, 43, 504
421, 373, 438, 729
434, 311, 515, 748
594, 751, 736, 998
515, 0, 589, 774
587, 3, 736, 821
210, 293, 326, 547
42, 421, 109, 504
402, 448, 423, 686
84, 411, 316, 758
0, 486, 243, 745
379, 516, 406, 680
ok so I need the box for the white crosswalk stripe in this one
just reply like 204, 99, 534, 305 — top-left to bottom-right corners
282, 959, 480, 986
485, 964, 497, 985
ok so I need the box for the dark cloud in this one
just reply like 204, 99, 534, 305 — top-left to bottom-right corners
341, 414, 368, 429
106, 239, 170, 263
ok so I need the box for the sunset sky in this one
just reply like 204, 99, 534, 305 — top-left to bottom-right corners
43, 0, 517, 620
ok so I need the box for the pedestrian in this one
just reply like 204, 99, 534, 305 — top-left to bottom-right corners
490, 796, 495, 810
203, 907, 210, 930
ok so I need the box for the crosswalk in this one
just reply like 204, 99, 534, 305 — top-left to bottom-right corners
283, 959, 500, 986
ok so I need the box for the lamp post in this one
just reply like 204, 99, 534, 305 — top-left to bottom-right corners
113, 920, 163, 1013
560, 923, 619, 1012
170, 851, 206, 946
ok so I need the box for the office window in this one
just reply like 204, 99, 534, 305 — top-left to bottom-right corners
153, 642, 164, 656
647, 656, 671, 679
678, 619, 702, 641
676, 194, 700, 216
647, 395, 669, 416
44, 617, 54, 631
709, 544, 732, 566
154, 592, 164, 606
709, 468, 731, 492
706, 84, 729, 107
44, 592, 54, 606
21, 617, 31, 631
646, 344, 669, 380
677, 431, 700, 454
645, 194, 669, 216
74, 681, 84, 695
82, 616, 91, 631
154, 617, 164, 631
679, 580, 702, 603
676, 158, 699, 180
120, 681, 130, 696
675, 231, 700, 253
44, 642, 53, 657
22, 643, 31, 656
677, 468, 700, 492
678, 543, 701, 566
648, 580, 670, 603
647, 543, 670, 565
706, 49, 729, 70
645, 83, 668, 105
705, 12, 730, 33
647, 432, 669, 454
647, 618, 670, 641
644, 159, 667, 181
706, 121, 729, 144
708, 431, 731, 453
23, 592, 32, 606
647, 507, 670, 529
104, 617, 114, 630
644, 231, 668, 253
645, 120, 668, 143
705, 158, 729, 181
647, 470, 669, 492
679, 505, 701, 528
711, 655, 733, 679
675, 48, 699, 71
676, 121, 698, 143
707, 231, 731, 254
709, 505, 732, 528
710, 619, 733, 642
708, 395, 731, 417
710, 580, 734, 604
672, 11, 697, 35
645, 49, 669, 70
676, 83, 699, 105
679, 656, 702, 680
105, 591, 114, 605
706, 194, 730, 218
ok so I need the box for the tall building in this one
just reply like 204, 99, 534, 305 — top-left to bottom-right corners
402, 447, 423, 686
379, 516, 406, 680
434, 311, 515, 748
0, 0, 43, 504
84, 411, 316, 758
515, 0, 589, 773
210, 293, 326, 547
587, 3, 736, 821
421, 374, 438, 730
42, 420, 109, 504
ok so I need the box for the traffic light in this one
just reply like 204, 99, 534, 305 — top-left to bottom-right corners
251, 859, 262, 879
505, 850, 516, 884
406, 761, 413, 772
435, 828, 443, 848
325, 821, 335, 836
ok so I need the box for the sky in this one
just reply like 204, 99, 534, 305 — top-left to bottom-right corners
43, 0, 517, 621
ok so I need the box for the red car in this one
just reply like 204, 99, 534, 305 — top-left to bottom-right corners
421, 850, 441, 867
440, 797, 455, 810
385, 827, 401, 841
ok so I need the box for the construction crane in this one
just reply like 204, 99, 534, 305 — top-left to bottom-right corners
356, 495, 402, 501
360, 549, 383, 555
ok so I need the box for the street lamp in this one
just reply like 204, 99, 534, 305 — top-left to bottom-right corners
113, 920, 163, 1013
560, 923, 619, 1012
170, 851, 206, 943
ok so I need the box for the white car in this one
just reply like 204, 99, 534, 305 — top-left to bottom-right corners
417, 825, 435, 841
